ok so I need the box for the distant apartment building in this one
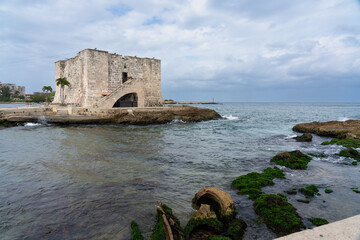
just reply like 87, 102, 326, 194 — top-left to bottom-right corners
0, 82, 26, 95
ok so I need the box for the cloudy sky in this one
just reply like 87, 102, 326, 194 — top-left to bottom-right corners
1, 0, 360, 102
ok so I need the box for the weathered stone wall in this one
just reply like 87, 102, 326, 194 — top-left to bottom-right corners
53, 48, 163, 108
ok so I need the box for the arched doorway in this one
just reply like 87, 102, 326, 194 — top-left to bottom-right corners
113, 93, 138, 107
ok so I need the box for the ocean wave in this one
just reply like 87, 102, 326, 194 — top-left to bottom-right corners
222, 115, 239, 120
338, 117, 349, 122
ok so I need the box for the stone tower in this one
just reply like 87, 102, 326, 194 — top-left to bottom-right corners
53, 49, 163, 108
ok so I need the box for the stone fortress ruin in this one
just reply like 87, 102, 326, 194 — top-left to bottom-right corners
53, 48, 163, 108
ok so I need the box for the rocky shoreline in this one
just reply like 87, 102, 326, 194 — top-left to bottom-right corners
0, 105, 221, 126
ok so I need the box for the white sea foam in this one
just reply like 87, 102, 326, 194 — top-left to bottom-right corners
338, 117, 349, 122
222, 115, 239, 120
24, 123, 42, 127
285, 134, 297, 139
168, 119, 186, 124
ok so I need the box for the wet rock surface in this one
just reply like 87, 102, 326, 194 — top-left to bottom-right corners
293, 120, 360, 138
0, 105, 221, 126
271, 150, 312, 170
293, 133, 312, 142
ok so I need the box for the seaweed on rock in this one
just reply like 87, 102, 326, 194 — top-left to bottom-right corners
309, 217, 329, 226
299, 185, 319, 198
253, 194, 304, 236
324, 189, 333, 194
338, 148, 360, 161
130, 221, 144, 240
151, 201, 185, 240
231, 167, 285, 199
321, 137, 360, 148
271, 150, 312, 170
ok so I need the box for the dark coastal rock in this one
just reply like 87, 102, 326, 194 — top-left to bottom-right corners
271, 150, 312, 170
293, 120, 360, 138
253, 194, 304, 236
293, 133, 313, 142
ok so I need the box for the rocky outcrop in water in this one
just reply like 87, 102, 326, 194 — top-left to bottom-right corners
271, 150, 312, 170
293, 133, 312, 142
0, 105, 221, 126
293, 120, 360, 138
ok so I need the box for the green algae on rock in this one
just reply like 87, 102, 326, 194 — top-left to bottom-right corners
253, 194, 304, 236
151, 201, 185, 240
310, 217, 329, 226
351, 187, 360, 193
184, 217, 224, 239
231, 167, 285, 199
271, 150, 312, 170
322, 137, 360, 149
223, 218, 247, 240
209, 236, 232, 240
285, 189, 297, 195
299, 185, 320, 198
324, 189, 333, 194
338, 148, 360, 161
130, 221, 144, 240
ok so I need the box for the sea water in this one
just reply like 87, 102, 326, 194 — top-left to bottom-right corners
0, 103, 359, 239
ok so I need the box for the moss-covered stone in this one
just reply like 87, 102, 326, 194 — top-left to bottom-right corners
297, 199, 310, 204
299, 185, 319, 198
253, 194, 304, 236
223, 218, 247, 240
130, 221, 144, 240
0, 120, 18, 128
285, 189, 297, 195
310, 217, 329, 226
351, 187, 360, 193
271, 150, 312, 170
324, 189, 333, 194
338, 148, 360, 161
231, 167, 285, 199
352, 161, 358, 165
151, 203, 184, 240
184, 217, 224, 239
322, 137, 360, 148
209, 236, 231, 240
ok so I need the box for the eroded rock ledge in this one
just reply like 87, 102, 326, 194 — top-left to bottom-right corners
0, 105, 221, 126
293, 120, 360, 138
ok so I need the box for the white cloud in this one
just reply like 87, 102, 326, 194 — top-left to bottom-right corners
0, 0, 359, 101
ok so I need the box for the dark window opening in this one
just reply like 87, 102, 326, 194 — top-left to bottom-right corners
113, 93, 138, 108
122, 72, 128, 83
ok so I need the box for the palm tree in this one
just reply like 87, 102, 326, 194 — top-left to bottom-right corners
42, 86, 53, 103
55, 77, 70, 105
